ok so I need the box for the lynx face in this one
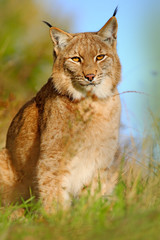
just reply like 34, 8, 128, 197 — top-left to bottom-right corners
50, 17, 121, 100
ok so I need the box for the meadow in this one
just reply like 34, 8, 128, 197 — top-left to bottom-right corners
0, 157, 160, 240
0, 1, 160, 239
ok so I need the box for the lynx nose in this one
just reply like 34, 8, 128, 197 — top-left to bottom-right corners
85, 74, 95, 82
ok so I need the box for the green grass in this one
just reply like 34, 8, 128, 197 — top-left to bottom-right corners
1, 160, 160, 240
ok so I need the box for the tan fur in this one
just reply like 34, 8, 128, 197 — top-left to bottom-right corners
0, 16, 121, 211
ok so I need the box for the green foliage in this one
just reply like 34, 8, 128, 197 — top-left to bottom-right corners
0, 0, 70, 147
0, 0, 53, 98
1, 164, 160, 240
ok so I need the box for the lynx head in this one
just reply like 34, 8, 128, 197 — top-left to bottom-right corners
46, 9, 121, 100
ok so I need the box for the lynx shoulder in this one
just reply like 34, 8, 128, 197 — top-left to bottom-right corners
0, 10, 121, 212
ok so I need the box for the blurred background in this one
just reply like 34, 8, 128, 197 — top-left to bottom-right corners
0, 0, 160, 154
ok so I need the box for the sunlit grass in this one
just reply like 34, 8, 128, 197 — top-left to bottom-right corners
0, 155, 160, 240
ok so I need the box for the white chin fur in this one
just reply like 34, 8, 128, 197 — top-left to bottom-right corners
53, 74, 113, 101
71, 77, 113, 100
87, 78, 113, 99
69, 88, 85, 100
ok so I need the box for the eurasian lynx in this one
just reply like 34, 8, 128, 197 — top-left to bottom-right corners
0, 9, 121, 212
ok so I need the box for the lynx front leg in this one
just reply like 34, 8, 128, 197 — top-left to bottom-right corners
35, 157, 71, 213
36, 158, 58, 212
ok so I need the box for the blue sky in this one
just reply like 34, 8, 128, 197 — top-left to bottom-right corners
38, 0, 160, 138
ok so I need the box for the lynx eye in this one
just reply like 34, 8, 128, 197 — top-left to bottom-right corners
71, 57, 81, 63
96, 54, 105, 61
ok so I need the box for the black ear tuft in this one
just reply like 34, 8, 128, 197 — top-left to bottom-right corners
43, 20, 53, 28
113, 6, 118, 17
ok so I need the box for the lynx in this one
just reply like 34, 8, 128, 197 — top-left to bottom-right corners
0, 8, 121, 212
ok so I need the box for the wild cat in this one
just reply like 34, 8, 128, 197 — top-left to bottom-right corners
0, 8, 121, 212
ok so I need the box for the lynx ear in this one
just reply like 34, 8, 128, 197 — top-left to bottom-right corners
50, 27, 73, 49
97, 17, 118, 47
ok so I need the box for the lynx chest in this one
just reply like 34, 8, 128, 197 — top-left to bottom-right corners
55, 95, 121, 197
